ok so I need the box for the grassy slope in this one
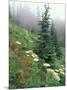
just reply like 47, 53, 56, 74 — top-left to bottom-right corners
9, 19, 40, 88
9, 19, 38, 50
9, 19, 65, 89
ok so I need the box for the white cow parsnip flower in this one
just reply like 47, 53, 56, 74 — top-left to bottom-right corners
60, 71, 65, 75
25, 50, 33, 54
16, 41, 21, 45
32, 53, 38, 58
47, 68, 60, 81
55, 69, 59, 73
34, 58, 39, 62
43, 63, 50, 68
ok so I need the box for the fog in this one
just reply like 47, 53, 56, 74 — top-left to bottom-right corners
9, 1, 65, 33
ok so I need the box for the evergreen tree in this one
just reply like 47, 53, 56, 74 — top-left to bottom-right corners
36, 5, 61, 64
51, 21, 62, 59
36, 5, 51, 63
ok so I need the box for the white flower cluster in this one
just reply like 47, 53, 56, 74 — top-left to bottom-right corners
16, 41, 21, 45
43, 63, 50, 68
55, 65, 65, 75
34, 58, 39, 62
59, 68, 65, 75
47, 68, 60, 81
55, 69, 59, 73
25, 50, 39, 62
25, 50, 32, 54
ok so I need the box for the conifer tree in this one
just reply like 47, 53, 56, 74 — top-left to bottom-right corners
36, 4, 61, 64
51, 21, 62, 59
36, 5, 51, 63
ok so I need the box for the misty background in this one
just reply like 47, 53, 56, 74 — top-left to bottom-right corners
9, 0, 65, 46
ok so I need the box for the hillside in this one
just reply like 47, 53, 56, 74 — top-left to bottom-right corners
9, 19, 65, 89
9, 19, 40, 88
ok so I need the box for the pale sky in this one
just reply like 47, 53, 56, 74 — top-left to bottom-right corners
10, 1, 65, 21
22, 3, 65, 21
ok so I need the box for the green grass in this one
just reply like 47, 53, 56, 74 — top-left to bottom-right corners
9, 19, 38, 50
9, 19, 40, 88
9, 18, 65, 89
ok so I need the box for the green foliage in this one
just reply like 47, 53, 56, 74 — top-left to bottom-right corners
34, 4, 65, 87
9, 19, 38, 51
35, 5, 58, 65
9, 19, 41, 88
25, 61, 41, 88
35, 5, 51, 60
45, 68, 60, 86
9, 11, 65, 88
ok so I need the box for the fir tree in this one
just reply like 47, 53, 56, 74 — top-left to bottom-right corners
36, 4, 61, 64
36, 5, 51, 63
51, 21, 62, 59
